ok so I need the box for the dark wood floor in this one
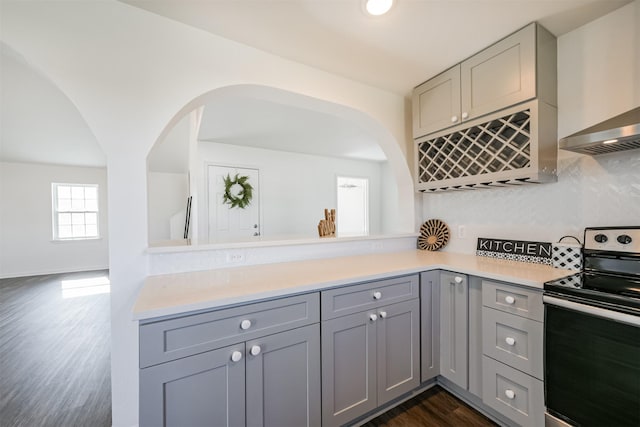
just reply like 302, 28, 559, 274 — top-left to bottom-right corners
363, 386, 497, 427
0, 271, 112, 427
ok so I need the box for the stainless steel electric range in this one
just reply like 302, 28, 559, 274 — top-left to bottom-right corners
543, 226, 640, 427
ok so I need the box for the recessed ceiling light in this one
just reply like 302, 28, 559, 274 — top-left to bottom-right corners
365, 0, 394, 16
603, 139, 618, 144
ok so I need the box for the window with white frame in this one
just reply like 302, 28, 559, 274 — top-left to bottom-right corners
52, 183, 99, 240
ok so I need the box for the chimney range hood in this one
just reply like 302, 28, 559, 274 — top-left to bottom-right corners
559, 107, 640, 156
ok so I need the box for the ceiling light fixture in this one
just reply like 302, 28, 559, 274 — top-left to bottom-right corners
365, 0, 394, 16
603, 139, 618, 144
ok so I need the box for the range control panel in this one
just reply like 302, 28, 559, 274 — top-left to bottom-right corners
584, 227, 640, 253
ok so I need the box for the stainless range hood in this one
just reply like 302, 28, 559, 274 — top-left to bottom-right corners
559, 107, 640, 155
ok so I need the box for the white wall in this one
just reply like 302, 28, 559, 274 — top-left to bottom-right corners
197, 142, 386, 241
423, 0, 640, 254
0, 161, 109, 278
1, 2, 412, 425
147, 172, 189, 242
423, 150, 640, 253
557, 0, 640, 137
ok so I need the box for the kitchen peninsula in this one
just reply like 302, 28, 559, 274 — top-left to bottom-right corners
135, 250, 571, 427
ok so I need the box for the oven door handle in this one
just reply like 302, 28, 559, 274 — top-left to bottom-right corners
543, 295, 640, 327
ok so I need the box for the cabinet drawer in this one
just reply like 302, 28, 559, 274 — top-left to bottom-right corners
482, 280, 543, 321
321, 275, 418, 320
482, 307, 543, 379
482, 356, 544, 427
140, 293, 319, 368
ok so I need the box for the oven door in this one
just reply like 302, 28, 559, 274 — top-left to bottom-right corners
544, 296, 640, 427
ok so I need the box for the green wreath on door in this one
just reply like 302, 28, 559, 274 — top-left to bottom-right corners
222, 173, 253, 209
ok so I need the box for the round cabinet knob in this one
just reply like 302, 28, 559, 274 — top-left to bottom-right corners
369, 314, 378, 322
373, 291, 382, 300
505, 337, 516, 346
231, 351, 243, 362
594, 233, 608, 243
454, 276, 463, 284
240, 319, 252, 330
461, 112, 469, 120
505, 296, 516, 305
379, 311, 387, 319
617, 234, 633, 245
451, 115, 459, 123
505, 389, 516, 400
250, 345, 261, 356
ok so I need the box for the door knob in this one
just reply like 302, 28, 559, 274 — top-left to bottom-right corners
461, 112, 469, 120
373, 291, 382, 300
454, 276, 463, 284
504, 296, 516, 305
505, 337, 516, 346
369, 314, 378, 322
379, 311, 387, 319
250, 345, 261, 356
253, 224, 258, 229
505, 389, 516, 400
231, 351, 243, 362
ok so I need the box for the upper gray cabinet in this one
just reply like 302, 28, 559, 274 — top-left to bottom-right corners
412, 23, 556, 139
412, 22, 558, 192
413, 67, 462, 138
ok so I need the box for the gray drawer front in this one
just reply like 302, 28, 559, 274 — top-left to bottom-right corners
140, 293, 319, 368
482, 307, 543, 379
321, 275, 419, 320
482, 280, 543, 321
482, 356, 544, 427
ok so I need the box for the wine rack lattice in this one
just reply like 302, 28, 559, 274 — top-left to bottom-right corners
417, 109, 531, 184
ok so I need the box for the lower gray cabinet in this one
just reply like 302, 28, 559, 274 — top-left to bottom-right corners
321, 299, 420, 427
439, 271, 468, 390
246, 324, 321, 427
420, 271, 440, 382
140, 343, 246, 427
140, 324, 320, 427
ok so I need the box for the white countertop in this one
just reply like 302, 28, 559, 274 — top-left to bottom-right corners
134, 250, 575, 320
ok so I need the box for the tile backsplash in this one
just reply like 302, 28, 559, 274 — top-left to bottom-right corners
422, 150, 640, 254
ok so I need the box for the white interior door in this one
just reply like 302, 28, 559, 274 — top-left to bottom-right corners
208, 165, 260, 242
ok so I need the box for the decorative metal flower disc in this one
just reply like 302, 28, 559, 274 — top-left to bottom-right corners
418, 219, 450, 251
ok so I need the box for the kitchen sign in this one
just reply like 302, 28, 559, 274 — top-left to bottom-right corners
476, 237, 552, 265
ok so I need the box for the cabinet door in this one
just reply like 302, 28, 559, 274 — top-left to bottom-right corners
420, 271, 440, 382
440, 272, 468, 390
322, 311, 378, 427
460, 23, 535, 121
246, 324, 321, 427
412, 65, 461, 138
468, 276, 483, 397
140, 343, 245, 427
377, 299, 420, 405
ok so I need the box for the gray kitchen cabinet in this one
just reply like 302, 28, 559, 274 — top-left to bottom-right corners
412, 22, 556, 139
321, 309, 377, 427
459, 23, 536, 123
468, 276, 483, 397
420, 270, 440, 382
439, 271, 468, 390
140, 343, 246, 427
412, 66, 461, 138
246, 324, 321, 427
140, 293, 321, 427
322, 298, 420, 427
480, 279, 545, 427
